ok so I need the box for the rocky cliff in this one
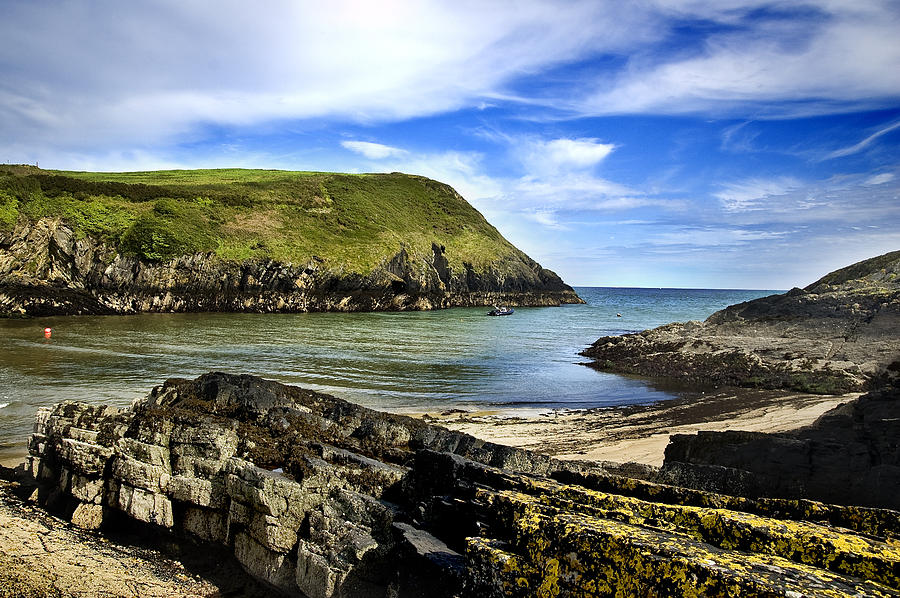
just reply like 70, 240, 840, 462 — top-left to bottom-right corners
0, 168, 582, 316
581, 250, 900, 393
17, 373, 900, 597
0, 218, 579, 316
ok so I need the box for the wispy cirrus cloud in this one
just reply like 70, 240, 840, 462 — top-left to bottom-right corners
645, 226, 789, 247
499, 135, 684, 215
523, 209, 568, 230
714, 170, 900, 225
0, 0, 657, 159
823, 120, 900, 159
865, 173, 895, 185
714, 177, 802, 212
4, 0, 899, 164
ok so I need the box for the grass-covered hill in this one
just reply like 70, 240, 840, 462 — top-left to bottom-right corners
1, 165, 519, 271
0, 165, 580, 314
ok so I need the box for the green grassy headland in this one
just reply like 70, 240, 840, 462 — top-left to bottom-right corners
0, 165, 520, 273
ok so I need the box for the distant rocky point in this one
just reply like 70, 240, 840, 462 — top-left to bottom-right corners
0, 166, 581, 316
581, 250, 900, 393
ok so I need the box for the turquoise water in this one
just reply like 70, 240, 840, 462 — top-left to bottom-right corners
0, 287, 779, 457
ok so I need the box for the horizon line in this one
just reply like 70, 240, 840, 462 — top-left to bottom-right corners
571, 285, 788, 292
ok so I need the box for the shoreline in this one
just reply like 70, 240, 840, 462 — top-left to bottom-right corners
415, 389, 856, 467
1, 389, 854, 471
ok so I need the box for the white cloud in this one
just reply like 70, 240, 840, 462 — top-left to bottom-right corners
578, 2, 900, 117
341, 141, 407, 159
524, 210, 568, 230
512, 173, 632, 200
0, 0, 658, 158
536, 138, 615, 169
5, 0, 898, 164
477, 135, 682, 219
714, 171, 900, 226
648, 227, 788, 247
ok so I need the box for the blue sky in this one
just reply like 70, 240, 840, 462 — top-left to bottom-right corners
2, 1, 899, 289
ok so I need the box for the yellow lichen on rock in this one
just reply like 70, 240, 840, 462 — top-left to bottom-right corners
505, 473, 900, 590
470, 487, 899, 597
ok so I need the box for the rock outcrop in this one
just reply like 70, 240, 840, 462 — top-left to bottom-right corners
0, 218, 581, 317
581, 250, 900, 393
20, 373, 900, 596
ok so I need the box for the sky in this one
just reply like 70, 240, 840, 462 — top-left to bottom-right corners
2, 1, 899, 289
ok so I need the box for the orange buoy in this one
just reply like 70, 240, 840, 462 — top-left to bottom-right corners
44, 327, 52, 338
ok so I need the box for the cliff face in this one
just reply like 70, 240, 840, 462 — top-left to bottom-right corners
19, 373, 900, 597
581, 250, 900, 393
0, 219, 579, 316
0, 168, 582, 316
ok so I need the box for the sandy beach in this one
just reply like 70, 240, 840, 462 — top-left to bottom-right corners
417, 389, 855, 467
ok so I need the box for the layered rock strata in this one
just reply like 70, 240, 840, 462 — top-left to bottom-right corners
21, 373, 900, 597
0, 219, 581, 316
581, 250, 900, 393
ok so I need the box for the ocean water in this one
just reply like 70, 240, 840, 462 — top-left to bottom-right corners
0, 287, 779, 458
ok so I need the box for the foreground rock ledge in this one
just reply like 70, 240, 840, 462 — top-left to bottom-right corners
21, 373, 900, 597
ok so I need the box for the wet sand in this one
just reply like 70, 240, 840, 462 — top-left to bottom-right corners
416, 389, 855, 467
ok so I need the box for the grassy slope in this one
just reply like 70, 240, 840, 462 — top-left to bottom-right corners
0, 166, 521, 273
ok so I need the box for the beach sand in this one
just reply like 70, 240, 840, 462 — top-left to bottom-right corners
416, 389, 855, 467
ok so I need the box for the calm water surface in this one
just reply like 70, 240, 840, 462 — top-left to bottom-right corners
0, 287, 779, 457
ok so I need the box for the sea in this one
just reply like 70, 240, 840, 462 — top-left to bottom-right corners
0, 287, 780, 461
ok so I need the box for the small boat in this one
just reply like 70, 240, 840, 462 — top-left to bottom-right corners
487, 306, 514, 316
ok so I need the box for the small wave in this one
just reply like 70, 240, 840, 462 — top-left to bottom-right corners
0, 402, 9, 409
